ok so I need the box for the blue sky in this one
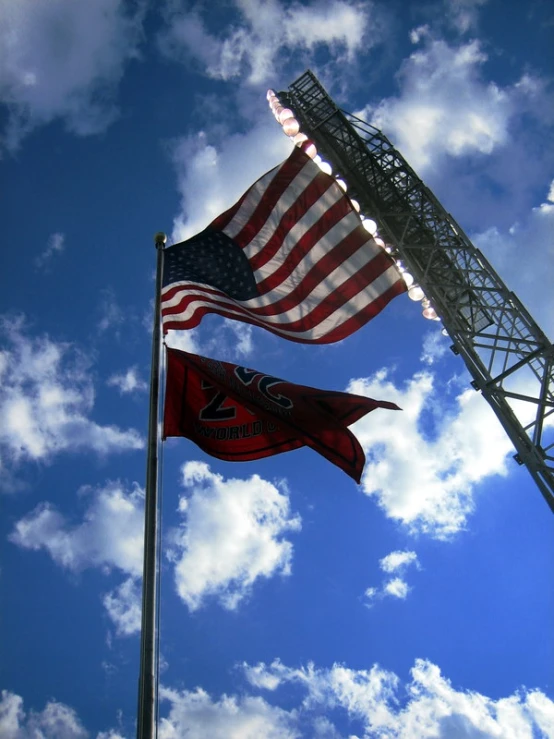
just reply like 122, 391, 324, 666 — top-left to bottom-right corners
1, 0, 553, 736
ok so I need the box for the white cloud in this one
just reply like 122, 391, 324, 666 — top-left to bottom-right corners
103, 576, 142, 636
0, 318, 143, 483
159, 0, 369, 85
473, 180, 554, 339
347, 369, 514, 538
107, 366, 148, 394
365, 36, 540, 174
167, 461, 301, 611
383, 577, 409, 599
420, 330, 449, 366
10, 479, 144, 635
379, 550, 419, 574
34, 232, 65, 270
4, 658, 553, 739
10, 480, 144, 576
165, 328, 201, 354
0, 690, 88, 739
241, 657, 554, 738
0, 0, 144, 153
364, 550, 420, 607
224, 321, 253, 358
158, 687, 299, 739
97, 289, 124, 334
165, 321, 255, 362
0, 689, 126, 739
446, 0, 489, 34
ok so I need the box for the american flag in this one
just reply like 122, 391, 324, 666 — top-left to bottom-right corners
161, 147, 406, 344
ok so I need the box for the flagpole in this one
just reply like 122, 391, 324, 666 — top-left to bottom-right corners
137, 231, 167, 739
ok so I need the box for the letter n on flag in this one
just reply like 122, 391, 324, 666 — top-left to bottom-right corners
163, 347, 400, 482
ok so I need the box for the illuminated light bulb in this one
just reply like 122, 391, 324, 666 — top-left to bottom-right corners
313, 154, 322, 165
384, 244, 393, 253
441, 328, 449, 336
395, 259, 406, 271
423, 307, 440, 321
408, 286, 425, 301
317, 160, 333, 175
402, 271, 415, 288
282, 117, 300, 136
278, 108, 294, 124
361, 218, 378, 235
273, 105, 284, 120
336, 178, 347, 192
293, 132, 308, 145
374, 237, 385, 248
266, 89, 276, 100
350, 198, 361, 212
303, 142, 317, 159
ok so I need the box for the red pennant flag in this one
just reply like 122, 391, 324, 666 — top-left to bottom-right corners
163, 348, 400, 482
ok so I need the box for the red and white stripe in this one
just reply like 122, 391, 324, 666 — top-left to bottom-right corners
161, 147, 406, 344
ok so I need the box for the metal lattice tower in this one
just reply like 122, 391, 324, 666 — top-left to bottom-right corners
277, 70, 554, 512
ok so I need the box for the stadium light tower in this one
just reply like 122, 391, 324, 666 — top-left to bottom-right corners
268, 70, 554, 513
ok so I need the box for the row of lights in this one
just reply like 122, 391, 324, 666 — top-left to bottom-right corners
266, 89, 442, 324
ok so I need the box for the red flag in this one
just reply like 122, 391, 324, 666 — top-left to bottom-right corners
163, 348, 400, 482
161, 146, 406, 344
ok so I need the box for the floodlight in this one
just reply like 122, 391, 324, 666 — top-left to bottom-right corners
317, 160, 332, 175
282, 117, 300, 136
402, 272, 415, 288
408, 286, 425, 301
278, 108, 294, 124
361, 218, 377, 235
423, 307, 441, 321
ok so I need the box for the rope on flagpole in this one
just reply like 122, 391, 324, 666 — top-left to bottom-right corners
137, 231, 166, 739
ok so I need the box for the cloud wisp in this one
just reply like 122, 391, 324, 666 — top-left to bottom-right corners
473, 179, 554, 339
0, 317, 143, 489
34, 232, 65, 271
107, 366, 148, 395
0, 0, 145, 153
364, 550, 421, 607
241, 657, 554, 738
364, 34, 547, 178
9, 480, 144, 636
159, 0, 370, 85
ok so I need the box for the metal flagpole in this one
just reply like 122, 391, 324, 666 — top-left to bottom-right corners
137, 231, 167, 739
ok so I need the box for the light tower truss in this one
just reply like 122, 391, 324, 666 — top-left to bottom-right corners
277, 70, 554, 512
